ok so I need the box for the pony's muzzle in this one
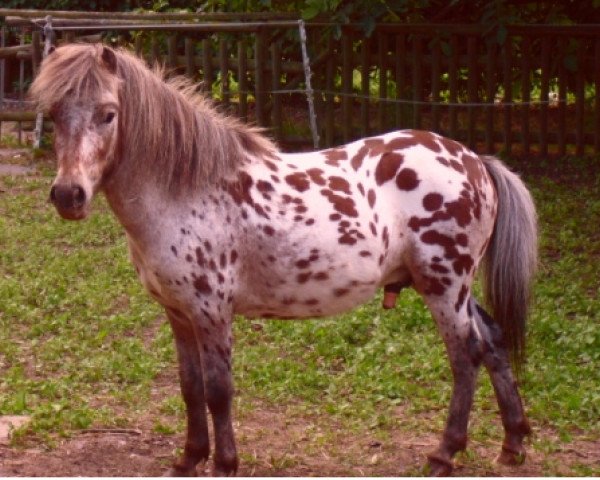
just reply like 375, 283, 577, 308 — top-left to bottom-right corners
50, 183, 87, 219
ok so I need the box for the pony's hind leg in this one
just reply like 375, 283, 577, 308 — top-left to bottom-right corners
165, 307, 210, 476
408, 262, 484, 476
471, 298, 531, 465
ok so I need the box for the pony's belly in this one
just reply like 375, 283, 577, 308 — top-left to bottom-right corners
236, 280, 380, 319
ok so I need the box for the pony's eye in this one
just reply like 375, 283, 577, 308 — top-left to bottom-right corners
104, 112, 116, 124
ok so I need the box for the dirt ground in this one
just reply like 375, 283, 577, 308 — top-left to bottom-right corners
1, 399, 599, 477
1, 363, 599, 478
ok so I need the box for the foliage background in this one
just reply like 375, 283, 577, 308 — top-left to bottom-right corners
2, 1, 598, 30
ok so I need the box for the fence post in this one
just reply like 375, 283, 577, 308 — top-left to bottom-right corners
377, 31, 387, 133
0, 25, 5, 139
271, 38, 282, 141
595, 38, 600, 155
412, 35, 423, 130
237, 37, 248, 121
539, 36, 550, 158
448, 34, 458, 138
184, 37, 195, 78
167, 35, 177, 70
558, 38, 567, 157
575, 43, 585, 157
254, 28, 268, 126
394, 33, 406, 129
219, 34, 230, 108
201, 36, 214, 95
341, 29, 353, 143
502, 37, 512, 156
360, 36, 370, 138
485, 39, 496, 153
431, 36, 441, 134
467, 35, 478, 150
521, 35, 531, 157
324, 35, 335, 147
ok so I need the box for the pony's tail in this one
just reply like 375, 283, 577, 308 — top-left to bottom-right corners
480, 156, 538, 370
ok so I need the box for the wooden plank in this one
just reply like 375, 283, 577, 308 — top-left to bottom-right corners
202, 37, 213, 94
0, 111, 37, 121
341, 30, 353, 142
485, 40, 496, 153
18, 30, 25, 144
271, 39, 282, 141
539, 36, 550, 158
134, 34, 143, 57
31, 30, 42, 76
184, 37, 195, 78
151, 33, 161, 66
521, 35, 531, 157
395, 34, 406, 128
167, 35, 177, 69
360, 37, 370, 137
412, 35, 423, 130
595, 38, 600, 155
237, 38, 248, 121
377, 31, 387, 133
254, 28, 268, 127
0, 26, 5, 137
325, 36, 335, 147
449, 35, 458, 138
0, 8, 299, 22
502, 38, 512, 156
219, 35, 230, 107
467, 35, 477, 149
431, 37, 441, 134
575, 42, 585, 156
558, 38, 567, 156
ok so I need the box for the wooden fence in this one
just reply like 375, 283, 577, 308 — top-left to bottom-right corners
1, 8, 599, 159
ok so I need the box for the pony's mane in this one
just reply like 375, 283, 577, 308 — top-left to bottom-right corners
30, 43, 277, 192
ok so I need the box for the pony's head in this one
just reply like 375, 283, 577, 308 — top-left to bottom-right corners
30, 44, 121, 220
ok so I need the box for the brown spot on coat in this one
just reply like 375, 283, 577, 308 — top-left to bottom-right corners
367, 189, 376, 208
423, 193, 444, 211
375, 151, 404, 185
438, 136, 464, 156
323, 148, 348, 166
196, 247, 207, 267
285, 172, 310, 192
396, 168, 420, 191
351, 144, 369, 171
333, 288, 350, 297
194, 275, 212, 295
306, 168, 327, 186
321, 189, 359, 217
328, 176, 351, 195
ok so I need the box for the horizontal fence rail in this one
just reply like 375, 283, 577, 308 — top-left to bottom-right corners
1, 8, 599, 159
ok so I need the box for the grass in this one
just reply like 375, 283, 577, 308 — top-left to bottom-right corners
0, 155, 598, 474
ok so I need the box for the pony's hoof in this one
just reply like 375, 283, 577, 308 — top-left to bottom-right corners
427, 455, 454, 477
163, 465, 197, 477
212, 458, 238, 477
495, 446, 526, 466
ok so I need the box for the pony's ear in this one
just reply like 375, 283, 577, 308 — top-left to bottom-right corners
101, 46, 117, 73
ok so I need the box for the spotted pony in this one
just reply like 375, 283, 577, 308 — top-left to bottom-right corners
30, 44, 537, 476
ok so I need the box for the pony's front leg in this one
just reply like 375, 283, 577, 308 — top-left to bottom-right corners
165, 307, 210, 477
196, 308, 238, 476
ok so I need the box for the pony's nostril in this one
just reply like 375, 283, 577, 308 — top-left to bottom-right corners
49, 185, 57, 203
72, 185, 86, 206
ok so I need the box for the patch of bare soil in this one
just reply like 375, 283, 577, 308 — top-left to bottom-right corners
1, 395, 598, 477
